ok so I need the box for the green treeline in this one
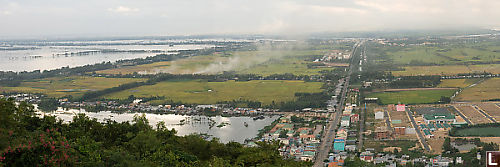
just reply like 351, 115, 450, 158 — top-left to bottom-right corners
0, 98, 310, 166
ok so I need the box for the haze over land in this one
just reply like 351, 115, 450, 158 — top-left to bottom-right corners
1, 0, 500, 38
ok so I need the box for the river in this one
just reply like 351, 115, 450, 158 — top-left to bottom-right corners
0, 40, 213, 72
39, 110, 279, 143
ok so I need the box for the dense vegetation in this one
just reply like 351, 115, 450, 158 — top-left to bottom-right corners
449, 123, 500, 137
442, 137, 498, 167
0, 98, 310, 166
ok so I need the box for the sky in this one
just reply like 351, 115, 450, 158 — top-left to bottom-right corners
0, 0, 499, 38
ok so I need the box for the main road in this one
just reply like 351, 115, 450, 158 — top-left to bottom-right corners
313, 41, 362, 167
406, 109, 431, 151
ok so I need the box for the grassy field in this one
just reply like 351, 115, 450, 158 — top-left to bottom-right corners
367, 89, 456, 105
103, 80, 324, 105
95, 47, 336, 76
95, 61, 171, 74
437, 78, 481, 88
391, 64, 500, 76
454, 127, 500, 137
0, 76, 146, 98
364, 140, 418, 153
455, 78, 500, 101
377, 43, 500, 65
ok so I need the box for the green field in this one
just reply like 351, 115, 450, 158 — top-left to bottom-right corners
0, 76, 146, 98
103, 80, 324, 105
95, 61, 171, 74
367, 89, 456, 104
454, 127, 500, 137
95, 46, 338, 76
375, 44, 500, 66
456, 78, 500, 101
437, 78, 481, 88
391, 64, 500, 76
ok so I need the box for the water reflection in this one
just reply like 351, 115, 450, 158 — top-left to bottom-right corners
41, 110, 279, 143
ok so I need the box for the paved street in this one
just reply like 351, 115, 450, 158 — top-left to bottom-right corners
406, 109, 431, 152
313, 41, 361, 167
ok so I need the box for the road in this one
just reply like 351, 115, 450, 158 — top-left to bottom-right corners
473, 105, 497, 123
384, 110, 392, 130
357, 103, 365, 152
405, 109, 431, 152
313, 41, 361, 167
450, 106, 473, 125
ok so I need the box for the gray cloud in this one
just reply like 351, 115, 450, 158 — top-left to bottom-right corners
0, 0, 498, 38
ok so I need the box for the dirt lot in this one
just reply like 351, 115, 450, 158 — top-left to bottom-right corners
477, 103, 500, 121
428, 131, 448, 154
455, 105, 491, 124
388, 108, 411, 127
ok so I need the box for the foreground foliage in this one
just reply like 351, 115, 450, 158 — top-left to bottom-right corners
0, 98, 310, 166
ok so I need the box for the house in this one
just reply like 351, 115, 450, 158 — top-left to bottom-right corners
360, 151, 374, 162
299, 130, 310, 138
374, 128, 391, 140
423, 113, 456, 124
423, 129, 434, 138
333, 138, 345, 152
396, 104, 406, 112
394, 127, 406, 135
351, 114, 359, 123
282, 124, 294, 131
345, 145, 357, 152
375, 111, 384, 119
327, 160, 344, 167
287, 130, 295, 137
300, 151, 315, 161
341, 116, 350, 127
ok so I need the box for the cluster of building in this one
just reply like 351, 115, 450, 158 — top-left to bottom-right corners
259, 115, 327, 161
318, 50, 351, 62
326, 103, 360, 166
358, 151, 460, 166
0, 93, 41, 104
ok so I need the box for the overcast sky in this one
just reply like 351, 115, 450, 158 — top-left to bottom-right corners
0, 0, 499, 37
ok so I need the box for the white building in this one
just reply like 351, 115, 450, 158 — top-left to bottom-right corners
375, 111, 384, 119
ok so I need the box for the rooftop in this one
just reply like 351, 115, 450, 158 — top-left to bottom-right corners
423, 113, 455, 120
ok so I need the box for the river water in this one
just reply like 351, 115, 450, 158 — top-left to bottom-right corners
39, 110, 278, 143
0, 41, 213, 72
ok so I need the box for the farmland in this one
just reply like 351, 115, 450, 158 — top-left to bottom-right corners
455, 78, 500, 101
0, 76, 146, 98
95, 47, 337, 76
370, 42, 500, 66
95, 61, 171, 74
103, 80, 324, 105
437, 78, 481, 88
392, 64, 500, 76
367, 89, 456, 105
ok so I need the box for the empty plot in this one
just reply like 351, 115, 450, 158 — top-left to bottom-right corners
455, 105, 491, 124
388, 109, 411, 127
477, 103, 500, 121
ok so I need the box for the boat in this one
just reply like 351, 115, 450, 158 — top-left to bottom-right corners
244, 122, 248, 127
253, 115, 265, 120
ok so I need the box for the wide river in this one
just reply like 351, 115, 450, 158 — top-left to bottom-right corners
40, 110, 279, 143
0, 42, 212, 72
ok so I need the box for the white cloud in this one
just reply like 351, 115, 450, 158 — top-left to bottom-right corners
107, 6, 139, 14
1, 11, 12, 15
354, 0, 444, 14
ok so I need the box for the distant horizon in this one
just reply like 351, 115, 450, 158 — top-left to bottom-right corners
1, 0, 499, 38
0, 27, 498, 41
